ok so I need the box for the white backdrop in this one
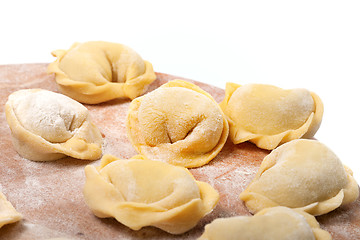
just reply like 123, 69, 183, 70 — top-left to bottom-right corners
1, 0, 359, 182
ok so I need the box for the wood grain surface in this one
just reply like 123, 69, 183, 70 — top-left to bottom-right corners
0, 64, 359, 239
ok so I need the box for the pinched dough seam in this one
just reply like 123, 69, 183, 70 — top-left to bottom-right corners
220, 82, 324, 150
47, 44, 156, 103
239, 163, 357, 216
5, 101, 102, 161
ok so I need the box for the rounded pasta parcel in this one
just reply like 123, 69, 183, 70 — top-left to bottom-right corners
5, 89, 102, 161
126, 80, 229, 168
239, 139, 359, 216
48, 41, 156, 104
83, 154, 219, 234
219, 83, 323, 150
198, 206, 331, 240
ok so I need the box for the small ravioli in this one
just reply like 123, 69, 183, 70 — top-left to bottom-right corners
126, 80, 229, 168
239, 139, 359, 216
0, 191, 22, 228
219, 83, 323, 150
198, 206, 331, 240
83, 154, 219, 234
5, 89, 102, 161
48, 41, 156, 104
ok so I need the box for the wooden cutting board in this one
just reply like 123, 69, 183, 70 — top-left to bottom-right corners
0, 63, 359, 240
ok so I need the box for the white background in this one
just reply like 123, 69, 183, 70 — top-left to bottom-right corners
1, 0, 359, 182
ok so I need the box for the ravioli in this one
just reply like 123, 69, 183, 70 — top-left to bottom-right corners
0, 191, 22, 228
126, 80, 229, 168
83, 154, 219, 234
198, 206, 331, 240
219, 83, 323, 150
5, 89, 102, 161
239, 139, 359, 216
48, 41, 156, 104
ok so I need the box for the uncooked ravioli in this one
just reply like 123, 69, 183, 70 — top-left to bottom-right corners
48, 41, 156, 104
239, 139, 359, 216
0, 191, 22, 228
198, 207, 331, 240
5, 89, 102, 161
126, 80, 229, 168
83, 154, 219, 234
219, 83, 323, 150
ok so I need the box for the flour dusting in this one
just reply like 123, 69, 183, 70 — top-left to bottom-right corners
10, 89, 87, 143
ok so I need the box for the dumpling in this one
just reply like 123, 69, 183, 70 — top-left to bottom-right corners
219, 83, 323, 150
126, 80, 229, 168
198, 206, 331, 240
0, 191, 22, 228
5, 89, 102, 161
239, 139, 359, 216
198, 208, 331, 240
83, 154, 219, 234
48, 41, 156, 104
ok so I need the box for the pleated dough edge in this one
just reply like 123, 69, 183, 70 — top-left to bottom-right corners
47, 42, 156, 104
239, 145, 359, 216
126, 80, 229, 168
83, 154, 220, 234
219, 83, 324, 150
4, 90, 103, 161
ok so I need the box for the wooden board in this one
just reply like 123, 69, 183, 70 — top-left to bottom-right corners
0, 63, 359, 239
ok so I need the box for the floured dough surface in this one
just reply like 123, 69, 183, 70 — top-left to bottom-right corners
11, 90, 87, 143
0, 64, 359, 239
199, 207, 331, 240
5, 89, 103, 161
126, 80, 229, 168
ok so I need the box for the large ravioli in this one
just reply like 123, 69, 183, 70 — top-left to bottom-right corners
198, 207, 331, 240
240, 139, 359, 216
219, 83, 323, 150
83, 154, 219, 234
126, 80, 229, 168
5, 89, 102, 161
48, 41, 156, 104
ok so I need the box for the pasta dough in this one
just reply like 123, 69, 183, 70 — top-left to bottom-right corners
126, 80, 229, 168
219, 83, 323, 150
48, 41, 156, 104
198, 206, 331, 240
83, 154, 219, 234
239, 139, 359, 216
0, 191, 22, 229
5, 89, 102, 161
